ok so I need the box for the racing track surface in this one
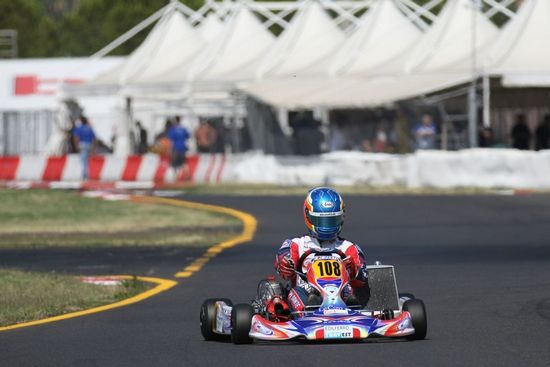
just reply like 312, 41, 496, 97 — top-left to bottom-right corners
1, 194, 550, 366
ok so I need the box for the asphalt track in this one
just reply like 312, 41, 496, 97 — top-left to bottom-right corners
1, 194, 550, 367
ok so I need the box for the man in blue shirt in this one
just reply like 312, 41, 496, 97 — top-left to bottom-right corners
167, 116, 190, 180
73, 116, 96, 180
414, 114, 437, 150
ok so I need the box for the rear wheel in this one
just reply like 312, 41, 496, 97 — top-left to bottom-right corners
200, 298, 232, 341
403, 299, 427, 340
231, 303, 254, 344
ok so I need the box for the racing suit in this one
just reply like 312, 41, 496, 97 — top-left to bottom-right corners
275, 235, 369, 312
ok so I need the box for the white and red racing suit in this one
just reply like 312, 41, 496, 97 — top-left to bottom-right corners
274, 235, 369, 311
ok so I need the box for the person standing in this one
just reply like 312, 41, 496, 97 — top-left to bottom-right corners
167, 116, 190, 180
535, 114, 550, 151
136, 121, 148, 154
511, 113, 531, 150
73, 116, 96, 180
414, 114, 437, 150
195, 120, 218, 153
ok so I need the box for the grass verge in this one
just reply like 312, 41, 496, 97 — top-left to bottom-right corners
0, 189, 241, 249
0, 269, 150, 327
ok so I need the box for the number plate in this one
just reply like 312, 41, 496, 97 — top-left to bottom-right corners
323, 325, 353, 339
313, 259, 342, 279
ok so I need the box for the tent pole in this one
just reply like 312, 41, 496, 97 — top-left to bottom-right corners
468, 82, 478, 148
90, 4, 171, 60
482, 74, 491, 128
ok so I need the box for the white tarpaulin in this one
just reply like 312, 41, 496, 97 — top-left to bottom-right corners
330, 0, 422, 77
404, 0, 499, 74
255, 1, 345, 79
184, 6, 275, 83
94, 10, 203, 85
487, 0, 550, 86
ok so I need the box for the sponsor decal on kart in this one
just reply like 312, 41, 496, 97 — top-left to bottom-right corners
323, 325, 353, 339
322, 307, 349, 316
253, 321, 274, 336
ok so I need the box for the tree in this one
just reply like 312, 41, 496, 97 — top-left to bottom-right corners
0, 0, 58, 57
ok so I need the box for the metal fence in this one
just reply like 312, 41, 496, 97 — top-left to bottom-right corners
0, 111, 56, 155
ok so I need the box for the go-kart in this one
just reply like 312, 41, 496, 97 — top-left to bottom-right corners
200, 249, 427, 344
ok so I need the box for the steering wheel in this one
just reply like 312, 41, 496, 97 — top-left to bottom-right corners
294, 249, 347, 280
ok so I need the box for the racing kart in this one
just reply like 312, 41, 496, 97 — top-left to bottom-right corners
200, 249, 427, 344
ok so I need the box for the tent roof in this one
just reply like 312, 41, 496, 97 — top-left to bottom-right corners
197, 13, 224, 42
241, 73, 471, 109
487, 0, 550, 85
185, 6, 275, 83
93, 10, 203, 85
330, 0, 422, 77
255, 1, 345, 79
404, 0, 499, 74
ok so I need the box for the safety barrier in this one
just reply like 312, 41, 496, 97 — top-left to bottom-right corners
1, 149, 549, 189
0, 153, 226, 184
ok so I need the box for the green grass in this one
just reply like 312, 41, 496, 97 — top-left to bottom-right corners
0, 189, 241, 249
0, 269, 150, 327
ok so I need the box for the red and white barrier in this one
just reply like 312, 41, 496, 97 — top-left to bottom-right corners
2, 149, 550, 189
0, 153, 227, 184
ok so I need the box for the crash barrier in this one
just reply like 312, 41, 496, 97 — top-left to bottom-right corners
0, 154, 226, 183
1, 149, 549, 189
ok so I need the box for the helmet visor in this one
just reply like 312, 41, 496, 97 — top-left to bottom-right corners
307, 212, 343, 228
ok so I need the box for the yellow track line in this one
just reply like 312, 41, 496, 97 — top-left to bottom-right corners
0, 195, 257, 332
131, 196, 258, 278
0, 275, 177, 332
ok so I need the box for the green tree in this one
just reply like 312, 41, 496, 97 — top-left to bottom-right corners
0, 0, 58, 57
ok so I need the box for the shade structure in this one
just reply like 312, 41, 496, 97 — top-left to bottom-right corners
330, 0, 422, 77
197, 13, 224, 42
240, 73, 471, 109
93, 9, 203, 86
487, 0, 550, 86
403, 0, 498, 75
255, 1, 345, 79
184, 6, 275, 84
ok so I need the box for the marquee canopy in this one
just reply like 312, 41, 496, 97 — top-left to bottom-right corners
82, 0, 537, 109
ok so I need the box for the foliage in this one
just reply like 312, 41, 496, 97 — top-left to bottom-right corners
0, 0, 519, 58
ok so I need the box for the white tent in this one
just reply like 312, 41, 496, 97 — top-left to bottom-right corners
330, 0, 422, 77
404, 0, 499, 75
184, 6, 275, 84
94, 9, 203, 86
255, 1, 345, 79
487, 0, 550, 86
196, 13, 224, 42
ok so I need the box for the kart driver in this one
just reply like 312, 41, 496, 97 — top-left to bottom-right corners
274, 187, 370, 314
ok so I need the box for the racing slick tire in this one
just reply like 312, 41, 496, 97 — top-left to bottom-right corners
403, 299, 427, 340
200, 298, 233, 341
231, 303, 254, 344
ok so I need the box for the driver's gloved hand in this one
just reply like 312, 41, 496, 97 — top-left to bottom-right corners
278, 256, 295, 279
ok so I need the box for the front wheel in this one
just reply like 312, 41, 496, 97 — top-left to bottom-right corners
200, 298, 232, 341
403, 299, 427, 340
231, 303, 254, 344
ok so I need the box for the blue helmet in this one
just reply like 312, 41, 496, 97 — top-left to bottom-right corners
303, 187, 345, 241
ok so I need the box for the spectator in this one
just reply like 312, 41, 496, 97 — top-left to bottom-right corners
479, 127, 494, 148
167, 116, 190, 179
136, 121, 148, 154
195, 119, 218, 153
72, 116, 96, 180
330, 121, 347, 151
373, 127, 388, 152
511, 113, 531, 150
65, 117, 78, 154
414, 114, 437, 150
535, 114, 550, 151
